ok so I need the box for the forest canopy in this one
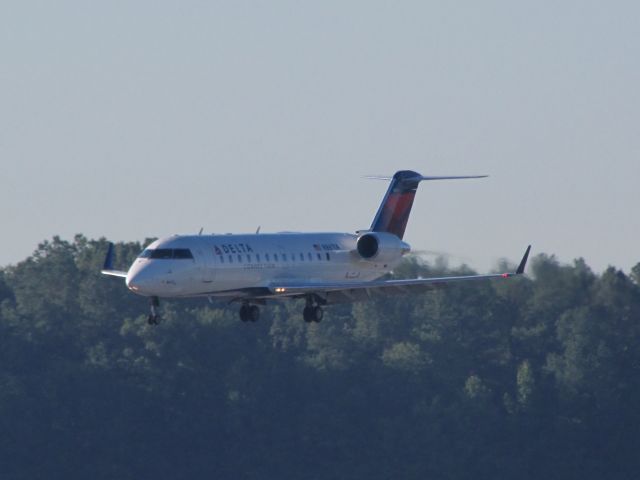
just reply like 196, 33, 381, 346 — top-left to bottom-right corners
1, 235, 639, 479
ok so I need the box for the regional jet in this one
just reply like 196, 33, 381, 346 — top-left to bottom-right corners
102, 170, 530, 324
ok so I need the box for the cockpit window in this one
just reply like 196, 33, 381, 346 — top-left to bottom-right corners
150, 249, 173, 259
138, 248, 194, 260
173, 249, 194, 259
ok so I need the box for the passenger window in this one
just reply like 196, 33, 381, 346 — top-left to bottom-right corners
282, 253, 287, 261
219, 255, 224, 264
300, 253, 304, 261
291, 253, 295, 262
247, 254, 251, 263
256, 253, 261, 262
274, 253, 278, 261
228, 255, 233, 263
237, 254, 242, 262
317, 253, 322, 260
308, 252, 313, 261
326, 253, 330, 261
265, 253, 270, 261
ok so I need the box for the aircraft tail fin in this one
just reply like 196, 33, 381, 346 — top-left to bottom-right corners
368, 170, 487, 239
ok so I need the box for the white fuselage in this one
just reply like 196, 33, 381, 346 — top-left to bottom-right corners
125, 232, 409, 298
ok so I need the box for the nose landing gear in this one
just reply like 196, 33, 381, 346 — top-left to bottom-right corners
147, 296, 160, 325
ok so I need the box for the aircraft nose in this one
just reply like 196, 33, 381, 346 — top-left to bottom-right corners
126, 266, 151, 293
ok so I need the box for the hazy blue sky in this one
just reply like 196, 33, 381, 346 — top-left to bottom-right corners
1, 1, 638, 272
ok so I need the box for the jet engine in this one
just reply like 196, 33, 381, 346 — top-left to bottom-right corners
356, 232, 410, 263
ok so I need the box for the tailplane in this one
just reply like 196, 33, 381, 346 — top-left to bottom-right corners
368, 170, 487, 239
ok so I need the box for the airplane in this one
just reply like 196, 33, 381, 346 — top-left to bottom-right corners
101, 170, 531, 325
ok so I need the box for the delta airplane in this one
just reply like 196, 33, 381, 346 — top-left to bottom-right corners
102, 170, 530, 325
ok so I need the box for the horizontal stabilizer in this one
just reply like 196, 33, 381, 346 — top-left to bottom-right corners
365, 174, 488, 181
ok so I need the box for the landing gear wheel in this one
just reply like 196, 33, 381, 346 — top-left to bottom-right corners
303, 305, 323, 323
303, 306, 314, 323
239, 304, 260, 322
147, 314, 159, 325
239, 304, 250, 322
248, 305, 260, 322
311, 305, 323, 323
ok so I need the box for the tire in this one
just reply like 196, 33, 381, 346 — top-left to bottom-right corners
239, 305, 249, 322
249, 305, 260, 322
303, 306, 314, 323
312, 306, 323, 323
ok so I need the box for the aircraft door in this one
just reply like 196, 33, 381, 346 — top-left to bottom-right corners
198, 238, 216, 285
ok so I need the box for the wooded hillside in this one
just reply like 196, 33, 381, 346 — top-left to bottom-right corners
1, 236, 639, 479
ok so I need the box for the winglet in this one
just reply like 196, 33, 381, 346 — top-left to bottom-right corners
103, 242, 116, 271
516, 245, 531, 275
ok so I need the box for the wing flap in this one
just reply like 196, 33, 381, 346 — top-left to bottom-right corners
267, 272, 515, 297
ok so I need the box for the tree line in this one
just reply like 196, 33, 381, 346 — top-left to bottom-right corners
1, 235, 639, 479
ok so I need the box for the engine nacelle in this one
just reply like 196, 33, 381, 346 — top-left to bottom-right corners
356, 232, 410, 263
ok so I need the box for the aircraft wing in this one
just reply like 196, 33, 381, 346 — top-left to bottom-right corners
258, 245, 531, 304
101, 269, 128, 278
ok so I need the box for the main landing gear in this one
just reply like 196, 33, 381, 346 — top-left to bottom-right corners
148, 296, 160, 325
236, 299, 324, 323
239, 303, 260, 322
303, 297, 324, 323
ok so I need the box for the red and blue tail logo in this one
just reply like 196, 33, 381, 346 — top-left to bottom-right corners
370, 170, 422, 239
